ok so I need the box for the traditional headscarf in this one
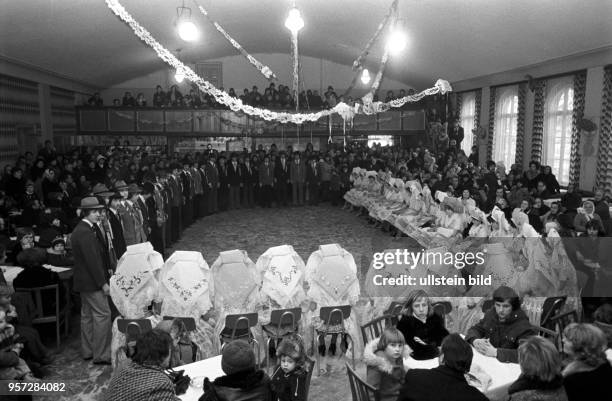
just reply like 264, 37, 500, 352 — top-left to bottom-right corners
490, 206, 511, 235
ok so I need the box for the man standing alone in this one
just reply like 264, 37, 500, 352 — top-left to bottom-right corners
71, 196, 112, 364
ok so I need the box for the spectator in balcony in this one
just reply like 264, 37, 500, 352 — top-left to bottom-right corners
240, 88, 250, 105
270, 93, 282, 109
112, 99, 121, 107
252, 93, 264, 107
268, 82, 278, 96
228, 88, 237, 98
324, 86, 336, 100
87, 92, 104, 107
385, 90, 395, 102
251, 86, 261, 103
152, 85, 166, 107
135, 93, 147, 107
324, 92, 338, 109
309, 90, 323, 109
189, 89, 202, 108
167, 85, 183, 107
122, 91, 136, 107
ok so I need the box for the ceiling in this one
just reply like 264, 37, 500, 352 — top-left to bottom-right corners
1, 0, 611, 90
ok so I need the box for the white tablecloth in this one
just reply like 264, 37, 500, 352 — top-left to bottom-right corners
404, 347, 521, 401
175, 355, 224, 401
1, 265, 73, 288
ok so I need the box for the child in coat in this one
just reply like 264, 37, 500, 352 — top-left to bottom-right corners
270, 335, 309, 401
363, 327, 411, 401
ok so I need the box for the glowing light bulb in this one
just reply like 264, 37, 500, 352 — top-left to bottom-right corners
387, 29, 407, 55
285, 8, 304, 33
178, 20, 199, 42
361, 69, 371, 85
174, 69, 185, 83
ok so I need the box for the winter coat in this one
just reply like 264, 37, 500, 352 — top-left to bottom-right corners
363, 338, 410, 401
106, 361, 178, 401
563, 361, 612, 401
200, 369, 272, 401
465, 308, 536, 363
397, 365, 489, 401
507, 374, 567, 401
269, 365, 308, 401
396, 314, 448, 360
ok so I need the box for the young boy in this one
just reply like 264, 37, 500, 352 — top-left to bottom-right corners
0, 309, 38, 381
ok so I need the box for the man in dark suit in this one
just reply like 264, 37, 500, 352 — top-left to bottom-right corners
448, 119, 464, 150
241, 157, 257, 208
107, 193, 127, 260
397, 334, 489, 401
218, 156, 229, 211
258, 156, 275, 208
274, 153, 290, 207
227, 153, 242, 210
305, 158, 320, 206
289, 152, 306, 206
168, 164, 183, 241
142, 182, 164, 257
71, 197, 112, 364
204, 155, 219, 214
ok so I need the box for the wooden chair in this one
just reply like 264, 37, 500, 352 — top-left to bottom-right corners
15, 284, 70, 348
548, 310, 579, 352
540, 296, 567, 328
263, 307, 302, 372
316, 305, 354, 374
116, 319, 153, 368
360, 315, 393, 347
346, 362, 380, 401
432, 301, 452, 318
220, 312, 260, 366
533, 325, 560, 347
384, 302, 404, 325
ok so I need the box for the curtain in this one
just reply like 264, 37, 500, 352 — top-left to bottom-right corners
569, 71, 587, 186
492, 86, 519, 169
542, 76, 574, 186
596, 65, 612, 193
515, 83, 527, 167
531, 80, 547, 162
460, 92, 476, 154
487, 87, 496, 161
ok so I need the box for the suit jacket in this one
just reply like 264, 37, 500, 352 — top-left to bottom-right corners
397, 366, 489, 401
274, 160, 290, 184
204, 162, 219, 188
305, 163, 320, 185
71, 220, 107, 292
218, 164, 229, 188
227, 162, 242, 186
136, 198, 151, 238
107, 208, 127, 259
168, 175, 183, 207
241, 163, 258, 185
289, 161, 306, 184
259, 163, 274, 186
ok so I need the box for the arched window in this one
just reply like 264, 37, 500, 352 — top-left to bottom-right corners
543, 77, 573, 186
460, 92, 476, 154
492, 86, 519, 169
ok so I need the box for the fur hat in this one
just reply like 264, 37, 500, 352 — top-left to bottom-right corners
221, 340, 256, 375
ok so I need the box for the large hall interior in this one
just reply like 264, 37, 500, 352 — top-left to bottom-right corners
1, 1, 612, 400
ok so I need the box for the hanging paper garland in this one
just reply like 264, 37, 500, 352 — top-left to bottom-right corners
105, 0, 451, 125
291, 31, 300, 110
197, 4, 277, 81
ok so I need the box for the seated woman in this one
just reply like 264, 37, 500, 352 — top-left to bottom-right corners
508, 336, 567, 401
158, 251, 216, 359
210, 249, 262, 351
372, 179, 405, 227
574, 201, 604, 235
364, 327, 410, 401
305, 243, 360, 363
109, 242, 164, 367
107, 329, 178, 400
465, 286, 536, 363
389, 181, 428, 236
362, 172, 384, 217
343, 167, 365, 210
396, 290, 449, 360
562, 323, 612, 401
256, 245, 307, 358
409, 196, 465, 248
45, 236, 73, 266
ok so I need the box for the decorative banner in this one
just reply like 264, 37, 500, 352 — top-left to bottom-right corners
291, 31, 299, 110
197, 4, 277, 81
105, 0, 451, 125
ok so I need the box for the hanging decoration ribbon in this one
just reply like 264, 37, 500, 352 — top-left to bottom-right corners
105, 0, 451, 125
196, 4, 277, 81
291, 31, 300, 110
328, 116, 333, 144
344, 0, 398, 97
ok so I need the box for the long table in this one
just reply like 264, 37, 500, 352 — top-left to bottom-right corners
174, 355, 224, 401
1, 264, 73, 287
404, 347, 521, 401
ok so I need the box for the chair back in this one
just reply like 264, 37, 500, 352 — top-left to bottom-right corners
432, 301, 452, 319
224, 312, 259, 339
360, 315, 393, 347
269, 307, 301, 333
117, 319, 153, 334
320, 305, 351, 327
15, 284, 59, 321
548, 310, 578, 352
384, 302, 403, 325
162, 316, 197, 331
540, 296, 567, 328
533, 325, 560, 347
346, 362, 380, 401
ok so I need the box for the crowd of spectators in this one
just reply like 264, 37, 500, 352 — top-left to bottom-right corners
86, 82, 418, 111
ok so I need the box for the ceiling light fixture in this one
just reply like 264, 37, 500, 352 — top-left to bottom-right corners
174, 49, 185, 83
285, 7, 304, 34
176, 0, 199, 42
360, 69, 371, 85
387, 24, 408, 55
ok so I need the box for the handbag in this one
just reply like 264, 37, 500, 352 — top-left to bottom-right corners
166, 368, 191, 395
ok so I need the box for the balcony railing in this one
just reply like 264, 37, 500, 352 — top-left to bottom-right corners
76, 107, 425, 135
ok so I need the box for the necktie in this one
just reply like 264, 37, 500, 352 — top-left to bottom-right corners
93, 224, 106, 246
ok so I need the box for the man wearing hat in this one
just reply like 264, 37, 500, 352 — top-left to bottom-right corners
126, 184, 147, 244
107, 192, 127, 259
202, 340, 271, 400
71, 196, 112, 364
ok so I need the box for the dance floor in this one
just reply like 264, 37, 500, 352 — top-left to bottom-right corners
42, 205, 416, 400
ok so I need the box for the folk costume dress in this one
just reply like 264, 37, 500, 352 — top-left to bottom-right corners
158, 251, 217, 359
110, 242, 164, 367
305, 244, 362, 358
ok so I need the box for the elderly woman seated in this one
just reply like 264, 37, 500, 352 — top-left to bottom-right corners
562, 323, 612, 401
574, 200, 605, 235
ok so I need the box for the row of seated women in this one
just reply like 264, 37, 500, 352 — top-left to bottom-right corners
109, 242, 364, 369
